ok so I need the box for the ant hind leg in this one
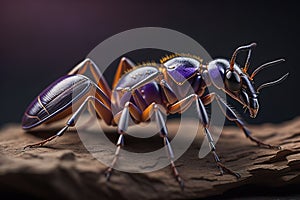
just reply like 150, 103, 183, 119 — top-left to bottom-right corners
23, 96, 113, 149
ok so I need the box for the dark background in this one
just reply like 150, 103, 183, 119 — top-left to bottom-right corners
0, 0, 298, 127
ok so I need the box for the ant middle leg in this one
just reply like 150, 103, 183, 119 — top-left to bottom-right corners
196, 95, 241, 178
142, 103, 185, 190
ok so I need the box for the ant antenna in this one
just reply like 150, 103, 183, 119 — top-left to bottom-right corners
243, 45, 255, 73
256, 73, 289, 93
230, 43, 257, 71
250, 59, 285, 79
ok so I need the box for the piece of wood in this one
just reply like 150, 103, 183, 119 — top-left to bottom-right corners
0, 117, 300, 200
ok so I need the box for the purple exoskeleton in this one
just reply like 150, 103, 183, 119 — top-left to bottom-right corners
22, 43, 288, 189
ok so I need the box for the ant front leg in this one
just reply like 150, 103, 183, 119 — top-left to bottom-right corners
168, 94, 240, 178
214, 94, 281, 149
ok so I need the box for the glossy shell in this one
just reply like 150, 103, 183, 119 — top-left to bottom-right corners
115, 66, 159, 89
207, 58, 243, 89
22, 75, 92, 129
113, 66, 163, 108
163, 57, 200, 85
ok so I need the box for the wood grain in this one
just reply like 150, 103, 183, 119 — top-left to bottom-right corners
0, 117, 300, 200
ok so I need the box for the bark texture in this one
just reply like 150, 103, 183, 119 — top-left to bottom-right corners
0, 117, 299, 200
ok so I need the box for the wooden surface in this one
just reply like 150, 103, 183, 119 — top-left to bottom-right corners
0, 117, 300, 200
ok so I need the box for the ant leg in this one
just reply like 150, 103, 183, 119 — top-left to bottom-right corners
164, 136, 184, 190
142, 103, 184, 189
159, 80, 178, 105
105, 102, 141, 180
68, 58, 111, 97
169, 93, 239, 178
168, 94, 198, 114
76, 101, 98, 130
131, 89, 147, 111
104, 133, 124, 181
215, 94, 281, 149
196, 96, 241, 178
112, 57, 135, 89
24, 96, 113, 149
23, 97, 92, 149
201, 93, 280, 149
23, 126, 69, 150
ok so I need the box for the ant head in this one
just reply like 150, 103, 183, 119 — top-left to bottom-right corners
207, 58, 259, 118
224, 64, 242, 92
207, 43, 288, 118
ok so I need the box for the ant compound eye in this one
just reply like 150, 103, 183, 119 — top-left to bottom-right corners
225, 70, 242, 91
